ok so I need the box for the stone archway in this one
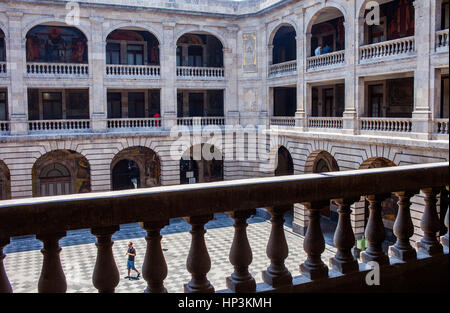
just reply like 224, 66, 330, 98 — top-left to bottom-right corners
304, 150, 340, 174
180, 143, 223, 184
275, 146, 294, 176
111, 146, 161, 191
32, 150, 91, 197
0, 160, 11, 200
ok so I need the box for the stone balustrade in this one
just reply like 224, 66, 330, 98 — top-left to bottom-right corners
26, 63, 89, 77
107, 118, 162, 129
0, 121, 9, 135
176, 117, 225, 126
434, 119, 449, 135
359, 118, 412, 132
306, 51, 345, 71
0, 162, 448, 293
28, 120, 91, 132
436, 29, 449, 51
269, 117, 296, 127
268, 60, 297, 78
0, 62, 6, 75
105, 64, 160, 78
308, 117, 343, 129
360, 36, 415, 63
176, 66, 225, 79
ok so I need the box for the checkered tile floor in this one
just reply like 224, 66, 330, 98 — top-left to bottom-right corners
3, 214, 337, 293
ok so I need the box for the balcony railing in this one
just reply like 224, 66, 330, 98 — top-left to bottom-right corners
105, 64, 160, 78
26, 62, 89, 77
107, 118, 162, 129
0, 162, 448, 293
436, 29, 449, 51
0, 121, 9, 135
28, 120, 91, 132
269, 117, 296, 127
176, 116, 225, 126
0, 62, 6, 75
360, 36, 415, 63
359, 117, 412, 132
176, 66, 225, 80
434, 118, 449, 135
268, 60, 297, 78
306, 51, 345, 71
308, 117, 343, 129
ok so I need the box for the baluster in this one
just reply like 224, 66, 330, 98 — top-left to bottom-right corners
91, 226, 120, 293
416, 188, 444, 256
36, 232, 67, 293
442, 186, 449, 248
361, 194, 390, 265
226, 209, 256, 292
388, 192, 417, 261
262, 206, 293, 287
330, 198, 359, 274
0, 239, 12, 293
300, 201, 328, 280
184, 215, 215, 293
140, 220, 169, 293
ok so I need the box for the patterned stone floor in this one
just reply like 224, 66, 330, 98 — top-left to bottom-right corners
3, 212, 337, 293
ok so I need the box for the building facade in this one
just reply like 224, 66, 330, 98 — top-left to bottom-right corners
0, 0, 448, 243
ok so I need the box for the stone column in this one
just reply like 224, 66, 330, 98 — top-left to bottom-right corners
295, 12, 307, 129
7, 11, 27, 135
225, 26, 239, 126
343, 9, 358, 135
412, 0, 433, 138
161, 22, 177, 129
90, 16, 107, 132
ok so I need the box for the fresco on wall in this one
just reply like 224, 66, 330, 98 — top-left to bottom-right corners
107, 29, 160, 65
26, 25, 88, 63
32, 149, 91, 196
243, 32, 257, 72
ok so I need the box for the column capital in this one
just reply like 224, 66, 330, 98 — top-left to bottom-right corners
6, 11, 23, 19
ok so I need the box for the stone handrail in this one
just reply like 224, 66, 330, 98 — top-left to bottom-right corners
308, 117, 343, 129
306, 50, 345, 71
359, 117, 412, 132
176, 66, 225, 79
107, 118, 162, 129
28, 119, 91, 132
436, 29, 449, 50
26, 62, 89, 77
268, 60, 297, 77
434, 118, 449, 134
0, 162, 448, 293
0, 62, 6, 75
360, 36, 415, 62
0, 121, 9, 134
269, 117, 296, 127
176, 116, 225, 126
105, 64, 160, 78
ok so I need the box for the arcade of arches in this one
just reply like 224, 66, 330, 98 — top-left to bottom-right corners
32, 150, 90, 197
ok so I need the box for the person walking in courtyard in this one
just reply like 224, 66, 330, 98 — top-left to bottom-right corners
125, 242, 141, 280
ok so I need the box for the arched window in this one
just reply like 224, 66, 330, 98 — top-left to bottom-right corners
39, 163, 71, 196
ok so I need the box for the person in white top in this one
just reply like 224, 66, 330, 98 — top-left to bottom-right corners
314, 44, 322, 56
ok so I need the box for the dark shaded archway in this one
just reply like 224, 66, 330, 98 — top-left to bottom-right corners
111, 146, 161, 191
0, 160, 11, 200
180, 144, 223, 184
